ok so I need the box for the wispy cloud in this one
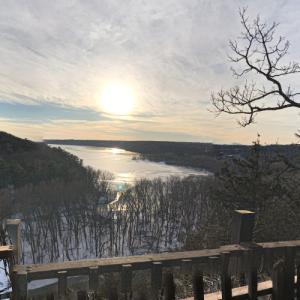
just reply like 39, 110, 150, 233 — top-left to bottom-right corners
0, 0, 299, 143
0, 100, 104, 122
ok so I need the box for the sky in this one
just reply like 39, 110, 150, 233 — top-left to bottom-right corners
0, 0, 299, 144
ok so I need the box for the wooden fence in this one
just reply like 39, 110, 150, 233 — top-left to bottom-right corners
2, 210, 300, 299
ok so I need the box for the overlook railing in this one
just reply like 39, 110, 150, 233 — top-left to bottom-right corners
2, 210, 300, 299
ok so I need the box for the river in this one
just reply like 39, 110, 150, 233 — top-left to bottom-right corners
50, 144, 208, 187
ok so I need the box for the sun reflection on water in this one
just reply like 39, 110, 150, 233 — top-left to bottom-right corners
110, 148, 123, 154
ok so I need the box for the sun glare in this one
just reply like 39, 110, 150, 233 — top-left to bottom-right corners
110, 148, 124, 154
100, 83, 134, 115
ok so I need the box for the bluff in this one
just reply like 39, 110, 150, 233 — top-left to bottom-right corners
0, 132, 87, 189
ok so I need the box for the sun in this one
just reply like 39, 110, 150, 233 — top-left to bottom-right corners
100, 83, 134, 115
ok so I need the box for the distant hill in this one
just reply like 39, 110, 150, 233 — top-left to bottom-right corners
0, 132, 89, 189
45, 139, 300, 173
0, 131, 37, 156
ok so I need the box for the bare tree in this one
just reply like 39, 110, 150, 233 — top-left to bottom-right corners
211, 8, 300, 127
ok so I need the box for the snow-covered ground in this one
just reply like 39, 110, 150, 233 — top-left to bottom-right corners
0, 260, 11, 299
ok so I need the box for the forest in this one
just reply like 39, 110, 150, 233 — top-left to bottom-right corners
1, 132, 300, 266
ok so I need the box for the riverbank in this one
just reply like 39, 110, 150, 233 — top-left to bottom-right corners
45, 139, 300, 173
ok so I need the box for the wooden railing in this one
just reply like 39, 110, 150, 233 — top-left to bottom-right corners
3, 210, 300, 299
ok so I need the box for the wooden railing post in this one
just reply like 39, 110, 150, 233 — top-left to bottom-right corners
12, 270, 27, 300
151, 262, 162, 300
231, 210, 257, 298
231, 210, 255, 244
181, 259, 193, 273
163, 271, 175, 300
246, 249, 258, 300
89, 266, 99, 296
284, 247, 295, 300
271, 247, 295, 300
192, 267, 204, 300
272, 259, 285, 300
221, 252, 232, 300
77, 290, 88, 300
57, 270, 67, 299
181, 259, 192, 298
121, 264, 132, 300
6, 219, 21, 264
105, 273, 119, 300
208, 256, 219, 274
296, 262, 300, 300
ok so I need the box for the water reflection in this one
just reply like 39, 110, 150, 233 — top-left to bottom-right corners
110, 147, 125, 154
51, 144, 208, 186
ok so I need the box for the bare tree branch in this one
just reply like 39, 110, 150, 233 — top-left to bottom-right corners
211, 8, 300, 127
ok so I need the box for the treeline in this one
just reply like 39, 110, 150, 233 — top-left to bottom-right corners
0, 132, 116, 242
186, 139, 300, 249
15, 141, 300, 263
46, 138, 300, 173
1, 132, 300, 266
0, 132, 93, 189
9, 175, 210, 263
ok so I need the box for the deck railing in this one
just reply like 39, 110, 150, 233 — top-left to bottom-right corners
2, 210, 300, 299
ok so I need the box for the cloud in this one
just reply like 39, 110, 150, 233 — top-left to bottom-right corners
0, 100, 103, 122
0, 0, 299, 143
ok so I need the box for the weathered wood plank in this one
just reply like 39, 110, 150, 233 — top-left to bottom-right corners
13, 240, 300, 282
13, 245, 243, 281
258, 240, 300, 249
0, 245, 14, 259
